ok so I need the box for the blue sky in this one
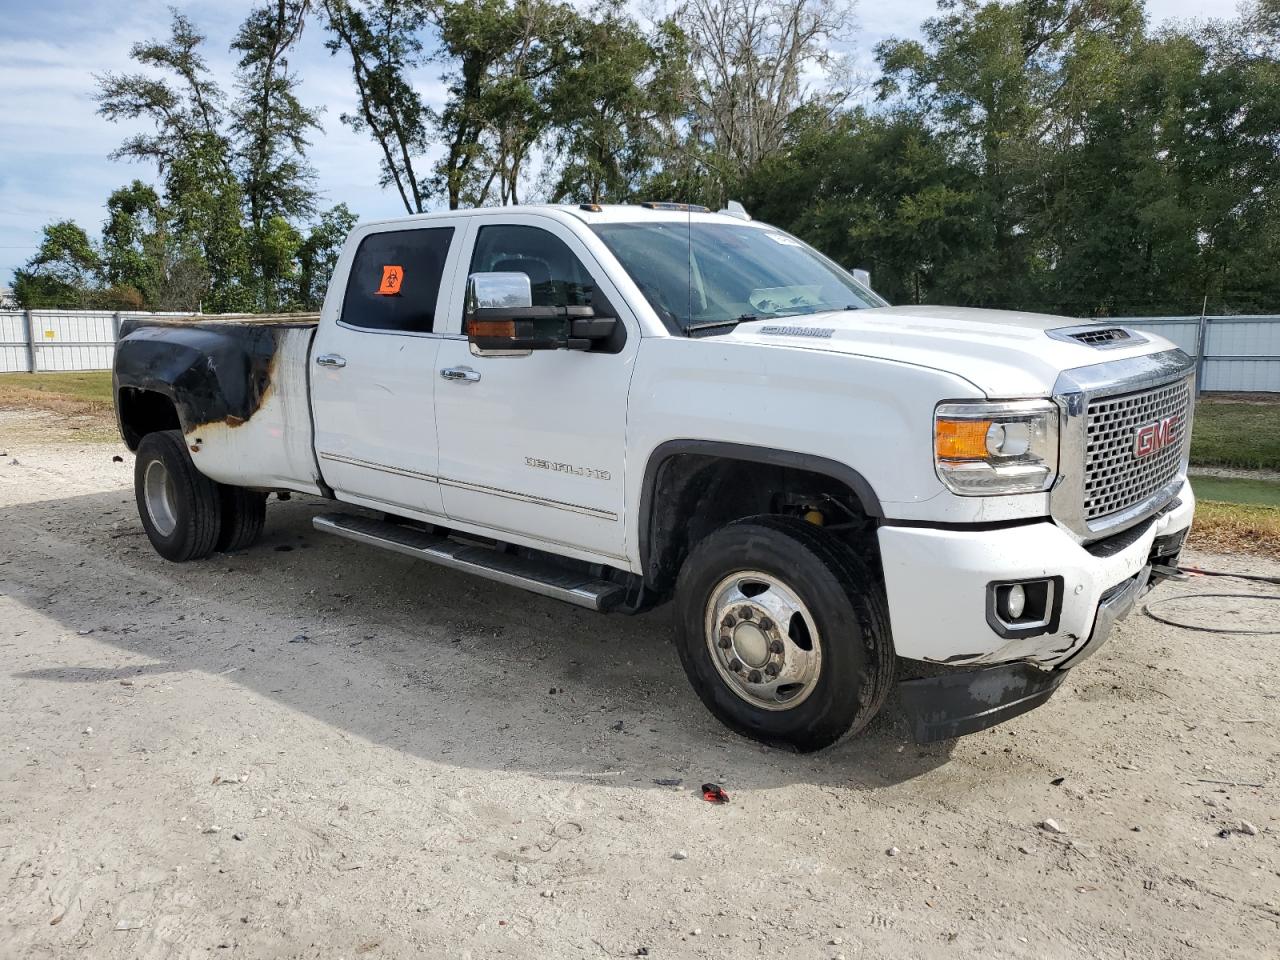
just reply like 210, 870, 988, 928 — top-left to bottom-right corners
0, 0, 1221, 286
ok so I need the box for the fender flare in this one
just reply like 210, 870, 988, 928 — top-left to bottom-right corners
637, 439, 884, 576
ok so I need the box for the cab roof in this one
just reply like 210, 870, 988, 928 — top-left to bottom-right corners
358, 203, 765, 230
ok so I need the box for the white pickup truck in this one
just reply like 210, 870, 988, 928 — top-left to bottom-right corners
113, 203, 1196, 750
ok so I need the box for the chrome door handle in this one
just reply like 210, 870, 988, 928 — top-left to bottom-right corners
440, 366, 481, 383
315, 354, 347, 369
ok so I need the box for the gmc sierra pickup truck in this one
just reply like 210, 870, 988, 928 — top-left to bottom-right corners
113, 203, 1196, 750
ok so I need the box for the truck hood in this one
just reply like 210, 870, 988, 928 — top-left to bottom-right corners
727, 305, 1173, 397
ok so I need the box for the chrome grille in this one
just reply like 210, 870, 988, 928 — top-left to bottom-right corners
1084, 377, 1191, 521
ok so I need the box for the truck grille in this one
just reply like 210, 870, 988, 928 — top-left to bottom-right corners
1084, 377, 1191, 522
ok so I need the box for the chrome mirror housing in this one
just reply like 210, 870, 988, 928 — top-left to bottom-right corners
467, 271, 533, 311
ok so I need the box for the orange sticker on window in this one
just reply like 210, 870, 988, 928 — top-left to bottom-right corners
376, 264, 404, 295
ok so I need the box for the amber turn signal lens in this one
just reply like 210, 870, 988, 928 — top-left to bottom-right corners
935, 418, 994, 461
467, 318, 515, 338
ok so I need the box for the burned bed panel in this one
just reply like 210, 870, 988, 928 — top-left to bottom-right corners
114, 316, 322, 494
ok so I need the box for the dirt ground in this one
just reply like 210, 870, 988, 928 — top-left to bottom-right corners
1, 408, 1277, 960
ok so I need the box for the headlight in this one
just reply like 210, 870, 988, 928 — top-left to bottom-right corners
935, 400, 1058, 495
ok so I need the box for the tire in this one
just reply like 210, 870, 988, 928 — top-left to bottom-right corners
673, 515, 895, 752
216, 486, 268, 553
134, 430, 223, 563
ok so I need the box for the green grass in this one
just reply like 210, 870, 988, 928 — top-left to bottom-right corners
1190, 400, 1280, 471
0, 370, 113, 410
1192, 475, 1280, 507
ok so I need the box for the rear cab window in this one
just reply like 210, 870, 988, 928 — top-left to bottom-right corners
341, 227, 454, 333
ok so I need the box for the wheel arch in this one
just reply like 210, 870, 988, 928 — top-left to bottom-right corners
637, 440, 884, 593
116, 386, 182, 451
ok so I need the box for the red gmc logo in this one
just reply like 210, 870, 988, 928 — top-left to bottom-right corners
1134, 414, 1182, 458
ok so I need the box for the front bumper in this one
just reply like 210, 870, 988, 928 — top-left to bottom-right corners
878, 478, 1195, 741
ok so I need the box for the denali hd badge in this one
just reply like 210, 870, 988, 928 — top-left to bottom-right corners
1133, 413, 1182, 458
759, 325, 834, 338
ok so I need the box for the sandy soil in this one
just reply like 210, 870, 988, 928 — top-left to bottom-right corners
1, 408, 1277, 960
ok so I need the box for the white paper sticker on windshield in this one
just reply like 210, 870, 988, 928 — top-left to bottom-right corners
766, 233, 804, 246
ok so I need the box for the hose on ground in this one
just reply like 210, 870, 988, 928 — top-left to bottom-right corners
1140, 566, 1280, 634
1180, 565, 1280, 585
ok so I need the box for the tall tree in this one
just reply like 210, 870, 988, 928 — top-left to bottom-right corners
322, 0, 431, 214
548, 3, 689, 203
96, 11, 252, 310
679, 0, 856, 191
232, 0, 323, 309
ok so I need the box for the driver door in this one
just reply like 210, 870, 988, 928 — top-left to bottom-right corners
434, 216, 636, 563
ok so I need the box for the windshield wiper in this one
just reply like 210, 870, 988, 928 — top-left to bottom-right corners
684, 314, 758, 335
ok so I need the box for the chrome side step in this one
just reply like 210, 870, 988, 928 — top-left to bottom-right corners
312, 513, 625, 612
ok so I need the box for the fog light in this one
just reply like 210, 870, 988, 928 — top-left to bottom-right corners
987, 577, 1063, 639
1004, 583, 1026, 619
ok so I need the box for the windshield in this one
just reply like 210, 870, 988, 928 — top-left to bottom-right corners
591, 221, 884, 334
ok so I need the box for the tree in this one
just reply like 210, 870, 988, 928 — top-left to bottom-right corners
298, 203, 359, 309
12, 222, 103, 308
429, 0, 577, 208
96, 11, 252, 310
876, 0, 1144, 308
232, 0, 322, 309
322, 0, 431, 214
740, 108, 976, 304
679, 0, 856, 193
547, 3, 689, 203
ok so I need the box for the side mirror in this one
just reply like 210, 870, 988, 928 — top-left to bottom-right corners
465, 271, 617, 352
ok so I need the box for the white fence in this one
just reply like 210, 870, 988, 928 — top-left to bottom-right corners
0, 309, 195, 374
2, 308, 1279, 393
1114, 315, 1280, 394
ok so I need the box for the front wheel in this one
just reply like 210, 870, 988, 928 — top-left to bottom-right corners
673, 516, 895, 751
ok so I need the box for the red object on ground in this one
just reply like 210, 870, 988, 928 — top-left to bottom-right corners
701, 783, 730, 804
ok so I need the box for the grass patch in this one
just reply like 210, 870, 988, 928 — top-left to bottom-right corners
0, 371, 114, 414
0, 372, 117, 442
1191, 398, 1280, 471
1189, 500, 1280, 560
1190, 475, 1280, 507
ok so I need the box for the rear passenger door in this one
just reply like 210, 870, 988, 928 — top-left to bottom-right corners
311, 221, 465, 517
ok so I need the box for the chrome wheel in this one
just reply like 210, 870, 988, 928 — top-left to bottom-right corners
143, 458, 178, 537
704, 570, 823, 711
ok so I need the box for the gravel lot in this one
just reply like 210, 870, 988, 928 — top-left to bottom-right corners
1, 409, 1277, 960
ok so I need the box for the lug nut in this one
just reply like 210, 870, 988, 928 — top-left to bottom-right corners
759, 617, 774, 631
717, 634, 732, 649
722, 613, 737, 628
769, 639, 784, 655
729, 658, 743, 672
765, 663, 779, 678
738, 607, 754, 621
748, 669, 762, 683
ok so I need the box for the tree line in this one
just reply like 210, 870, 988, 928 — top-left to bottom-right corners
12, 0, 1280, 318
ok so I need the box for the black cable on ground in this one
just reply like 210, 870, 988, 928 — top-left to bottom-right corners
1144, 593, 1280, 634
1180, 566, 1280, 585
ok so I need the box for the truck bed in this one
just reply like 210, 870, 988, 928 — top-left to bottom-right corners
114, 313, 323, 494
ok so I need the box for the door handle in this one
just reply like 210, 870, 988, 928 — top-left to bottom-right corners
440, 366, 481, 383
315, 354, 347, 369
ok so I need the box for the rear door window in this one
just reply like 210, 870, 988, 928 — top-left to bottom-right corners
341, 227, 454, 333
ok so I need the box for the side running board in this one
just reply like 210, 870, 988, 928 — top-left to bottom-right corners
312, 513, 625, 612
